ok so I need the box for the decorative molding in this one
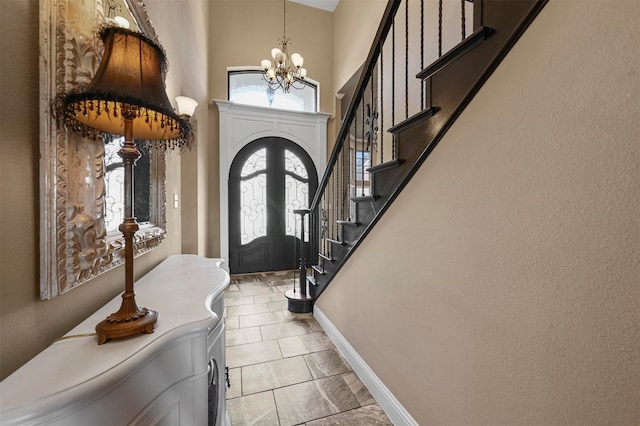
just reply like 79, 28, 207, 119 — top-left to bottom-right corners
214, 99, 331, 269
39, 0, 166, 300
314, 306, 419, 426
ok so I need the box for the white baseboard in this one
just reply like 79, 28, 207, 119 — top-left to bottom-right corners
313, 306, 418, 426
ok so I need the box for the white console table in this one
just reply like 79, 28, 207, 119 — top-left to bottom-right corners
0, 255, 230, 425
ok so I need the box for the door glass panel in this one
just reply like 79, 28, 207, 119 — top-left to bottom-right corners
240, 148, 267, 245
284, 150, 309, 240
285, 149, 308, 178
241, 148, 267, 176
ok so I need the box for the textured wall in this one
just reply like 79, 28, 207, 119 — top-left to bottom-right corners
145, 0, 211, 256
332, 0, 387, 91
317, 0, 640, 423
0, 0, 197, 380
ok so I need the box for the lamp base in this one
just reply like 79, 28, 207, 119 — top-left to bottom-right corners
95, 309, 158, 345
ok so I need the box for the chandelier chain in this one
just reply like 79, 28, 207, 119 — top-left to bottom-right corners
260, 0, 308, 93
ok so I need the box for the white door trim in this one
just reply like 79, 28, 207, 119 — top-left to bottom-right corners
214, 99, 331, 270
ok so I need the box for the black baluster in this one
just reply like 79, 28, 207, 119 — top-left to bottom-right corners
438, 0, 443, 57
361, 99, 365, 197
340, 147, 344, 223
405, 0, 409, 120
421, 0, 424, 110
461, 0, 466, 40
380, 42, 384, 164
392, 18, 396, 160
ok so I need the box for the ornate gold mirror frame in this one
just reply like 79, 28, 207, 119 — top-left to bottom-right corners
39, 0, 166, 300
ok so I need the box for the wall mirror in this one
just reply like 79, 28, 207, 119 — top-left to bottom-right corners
39, 0, 166, 300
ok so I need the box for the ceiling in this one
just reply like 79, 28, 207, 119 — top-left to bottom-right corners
288, 0, 340, 12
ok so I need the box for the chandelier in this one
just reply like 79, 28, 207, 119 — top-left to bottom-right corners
261, 0, 308, 93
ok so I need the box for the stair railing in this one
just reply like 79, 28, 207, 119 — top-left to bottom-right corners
300, 0, 547, 302
306, 0, 474, 285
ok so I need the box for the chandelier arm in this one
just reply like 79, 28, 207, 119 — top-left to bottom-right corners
261, 0, 307, 93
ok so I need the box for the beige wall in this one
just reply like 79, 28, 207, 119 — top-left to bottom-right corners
144, 0, 211, 256
333, 0, 387, 93
0, 0, 206, 380
207, 0, 335, 257
317, 0, 640, 424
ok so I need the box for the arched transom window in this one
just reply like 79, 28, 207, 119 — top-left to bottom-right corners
228, 67, 318, 113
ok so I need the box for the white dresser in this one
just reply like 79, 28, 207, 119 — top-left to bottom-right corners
0, 255, 230, 425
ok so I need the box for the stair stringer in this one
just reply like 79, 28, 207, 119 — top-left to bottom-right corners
309, 0, 549, 302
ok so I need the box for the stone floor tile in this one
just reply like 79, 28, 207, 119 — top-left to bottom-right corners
278, 335, 310, 358
305, 317, 323, 331
253, 292, 287, 304
228, 303, 270, 317
226, 315, 240, 330
260, 320, 311, 341
226, 327, 262, 347
227, 391, 279, 426
268, 300, 288, 312
299, 332, 334, 353
225, 295, 256, 307
226, 367, 242, 399
239, 311, 286, 328
303, 349, 351, 379
273, 375, 360, 426
226, 270, 392, 426
238, 286, 276, 297
282, 310, 314, 322
342, 372, 376, 406
305, 404, 393, 426
224, 290, 241, 299
226, 340, 282, 368
242, 356, 312, 395
272, 284, 291, 293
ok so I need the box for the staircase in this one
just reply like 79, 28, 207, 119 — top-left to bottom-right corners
286, 0, 548, 312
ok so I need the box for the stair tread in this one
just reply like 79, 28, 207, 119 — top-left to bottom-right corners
326, 238, 345, 246
388, 106, 438, 135
336, 220, 359, 227
311, 265, 326, 275
351, 195, 377, 202
417, 26, 492, 80
318, 253, 333, 262
306, 274, 317, 286
367, 159, 404, 174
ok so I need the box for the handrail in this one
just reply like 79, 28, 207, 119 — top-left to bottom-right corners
302, 0, 549, 304
310, 0, 401, 210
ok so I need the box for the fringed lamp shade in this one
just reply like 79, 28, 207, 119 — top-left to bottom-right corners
55, 26, 191, 345
58, 26, 191, 148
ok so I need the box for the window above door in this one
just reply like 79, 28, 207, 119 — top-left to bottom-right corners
228, 67, 318, 113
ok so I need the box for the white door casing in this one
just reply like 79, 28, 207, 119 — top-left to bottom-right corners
215, 99, 331, 269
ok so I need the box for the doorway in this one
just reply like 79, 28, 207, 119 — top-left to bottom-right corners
228, 137, 318, 274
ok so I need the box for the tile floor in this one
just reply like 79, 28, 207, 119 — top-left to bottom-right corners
224, 270, 393, 426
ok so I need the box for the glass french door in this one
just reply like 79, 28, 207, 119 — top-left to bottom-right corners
229, 138, 317, 274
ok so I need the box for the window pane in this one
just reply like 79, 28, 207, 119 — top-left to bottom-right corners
240, 173, 267, 245
241, 148, 267, 177
229, 70, 317, 113
285, 175, 309, 240
284, 149, 310, 239
284, 149, 308, 179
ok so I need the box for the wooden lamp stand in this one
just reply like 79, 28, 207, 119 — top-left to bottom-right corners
95, 114, 157, 345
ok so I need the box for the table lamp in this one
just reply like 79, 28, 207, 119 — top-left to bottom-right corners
56, 26, 191, 344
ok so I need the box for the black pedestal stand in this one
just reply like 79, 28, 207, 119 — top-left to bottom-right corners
286, 209, 313, 313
